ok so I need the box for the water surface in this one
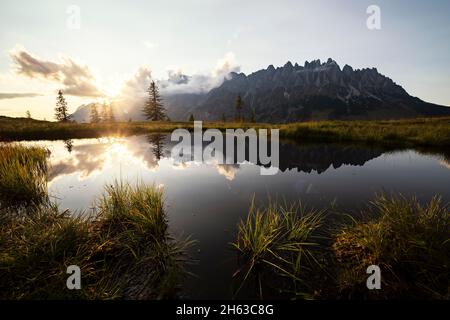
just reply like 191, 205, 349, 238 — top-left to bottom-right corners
21, 134, 450, 299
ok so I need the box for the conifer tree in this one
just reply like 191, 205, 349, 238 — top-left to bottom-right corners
55, 90, 69, 122
143, 81, 167, 121
235, 94, 243, 122
90, 104, 100, 123
249, 108, 256, 123
109, 103, 116, 122
101, 101, 108, 122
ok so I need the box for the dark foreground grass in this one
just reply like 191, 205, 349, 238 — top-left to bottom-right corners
2, 144, 449, 299
233, 195, 450, 300
333, 195, 450, 299
231, 198, 327, 299
0, 143, 49, 207
2, 115, 450, 148
0, 145, 193, 299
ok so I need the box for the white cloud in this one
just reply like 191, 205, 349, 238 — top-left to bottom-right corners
0, 92, 41, 100
9, 46, 103, 97
158, 51, 240, 94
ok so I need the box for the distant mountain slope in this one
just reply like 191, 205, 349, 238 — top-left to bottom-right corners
71, 59, 450, 123
193, 59, 450, 122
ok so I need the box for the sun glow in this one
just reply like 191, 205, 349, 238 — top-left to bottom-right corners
101, 78, 125, 98
108, 142, 128, 155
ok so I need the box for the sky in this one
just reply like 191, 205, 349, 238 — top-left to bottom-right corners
0, 0, 449, 120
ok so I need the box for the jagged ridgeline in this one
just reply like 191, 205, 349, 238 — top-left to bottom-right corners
71, 59, 450, 123
191, 59, 450, 122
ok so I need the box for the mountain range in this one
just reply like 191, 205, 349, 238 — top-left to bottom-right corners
72, 59, 450, 123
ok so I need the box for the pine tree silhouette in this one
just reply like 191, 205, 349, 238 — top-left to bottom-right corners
90, 104, 100, 123
143, 81, 167, 121
235, 94, 243, 122
109, 103, 116, 122
55, 90, 69, 122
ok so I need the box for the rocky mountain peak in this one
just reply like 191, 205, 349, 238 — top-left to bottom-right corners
189, 58, 450, 122
71, 58, 450, 124
342, 64, 353, 74
284, 61, 294, 69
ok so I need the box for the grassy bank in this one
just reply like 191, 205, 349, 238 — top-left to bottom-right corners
2, 115, 450, 148
280, 117, 450, 148
0, 144, 193, 299
0, 116, 263, 141
0, 144, 49, 207
1, 143, 449, 299
333, 195, 450, 299
233, 195, 450, 299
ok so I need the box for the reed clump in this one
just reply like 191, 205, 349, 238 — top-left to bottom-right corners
333, 194, 450, 299
0, 144, 49, 207
233, 194, 450, 299
231, 198, 326, 298
0, 144, 193, 299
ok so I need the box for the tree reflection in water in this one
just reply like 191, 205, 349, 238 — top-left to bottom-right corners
64, 139, 73, 153
147, 134, 165, 160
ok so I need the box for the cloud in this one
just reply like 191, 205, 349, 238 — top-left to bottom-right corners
440, 159, 450, 170
9, 46, 103, 97
167, 70, 189, 85
103, 52, 240, 120
0, 92, 42, 100
158, 52, 240, 94
49, 143, 110, 181
99, 52, 240, 120
120, 66, 152, 98
215, 164, 239, 181
213, 52, 240, 78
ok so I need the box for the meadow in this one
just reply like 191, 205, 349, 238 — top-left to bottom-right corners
1, 116, 450, 148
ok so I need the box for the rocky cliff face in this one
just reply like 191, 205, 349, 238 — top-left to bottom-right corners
192, 58, 450, 122
71, 59, 450, 123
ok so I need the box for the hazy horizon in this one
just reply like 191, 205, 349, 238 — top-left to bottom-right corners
1, 0, 449, 120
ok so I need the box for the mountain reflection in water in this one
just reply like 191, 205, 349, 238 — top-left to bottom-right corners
17, 133, 450, 299
44, 134, 387, 181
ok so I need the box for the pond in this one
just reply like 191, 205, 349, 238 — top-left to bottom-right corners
20, 134, 450, 299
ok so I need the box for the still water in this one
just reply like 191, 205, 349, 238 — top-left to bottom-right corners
22, 134, 450, 299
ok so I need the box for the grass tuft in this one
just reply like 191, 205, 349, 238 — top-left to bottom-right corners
0, 144, 194, 299
93, 181, 195, 299
0, 143, 49, 207
231, 198, 326, 298
333, 194, 450, 299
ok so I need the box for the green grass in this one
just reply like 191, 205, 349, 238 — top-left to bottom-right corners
231, 198, 326, 299
280, 117, 450, 147
3, 115, 450, 148
0, 143, 49, 207
0, 116, 265, 141
0, 204, 102, 299
93, 181, 195, 299
0, 144, 194, 299
233, 194, 450, 300
2, 143, 449, 299
333, 194, 450, 299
